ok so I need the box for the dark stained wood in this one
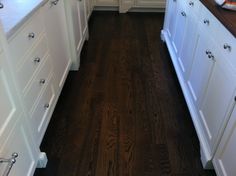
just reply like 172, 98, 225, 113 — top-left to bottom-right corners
200, 0, 236, 38
34, 12, 216, 176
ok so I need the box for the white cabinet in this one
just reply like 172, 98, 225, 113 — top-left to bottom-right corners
42, 0, 71, 92
213, 105, 236, 176
178, 0, 199, 79
187, 27, 215, 108
172, 1, 187, 56
95, 0, 119, 6
198, 48, 236, 153
64, 0, 88, 70
0, 25, 38, 176
135, 0, 165, 7
162, 0, 236, 169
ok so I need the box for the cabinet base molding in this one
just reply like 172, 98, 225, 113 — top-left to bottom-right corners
37, 152, 48, 168
94, 6, 119, 11
161, 29, 213, 169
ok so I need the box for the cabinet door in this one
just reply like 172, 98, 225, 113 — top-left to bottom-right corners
198, 52, 236, 152
213, 105, 236, 176
178, 4, 199, 80
187, 30, 215, 107
95, 0, 118, 6
0, 118, 38, 176
42, 0, 71, 92
0, 40, 37, 176
165, 0, 178, 39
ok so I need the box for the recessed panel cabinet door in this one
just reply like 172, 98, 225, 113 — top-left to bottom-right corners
172, 2, 187, 56
42, 0, 71, 92
187, 30, 215, 107
213, 105, 236, 176
198, 53, 236, 152
0, 50, 37, 175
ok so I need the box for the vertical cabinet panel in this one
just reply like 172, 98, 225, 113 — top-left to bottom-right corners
213, 105, 236, 176
198, 53, 236, 151
42, 0, 71, 92
187, 29, 214, 107
78, 0, 87, 38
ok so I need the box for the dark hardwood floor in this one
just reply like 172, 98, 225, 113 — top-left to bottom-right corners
34, 12, 216, 176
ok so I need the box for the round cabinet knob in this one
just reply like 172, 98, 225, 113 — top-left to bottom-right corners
205, 50, 211, 55
40, 79, 46, 84
223, 43, 231, 52
203, 19, 210, 25
11, 153, 18, 159
44, 103, 50, 109
181, 11, 186, 17
28, 32, 35, 39
189, 1, 194, 6
0, 3, 4, 9
34, 57, 41, 63
51, 0, 59, 5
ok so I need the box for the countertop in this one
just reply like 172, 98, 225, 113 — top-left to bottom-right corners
0, 0, 47, 38
200, 0, 236, 38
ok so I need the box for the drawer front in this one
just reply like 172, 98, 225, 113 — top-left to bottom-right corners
31, 75, 55, 143
217, 25, 236, 71
23, 55, 52, 113
199, 5, 221, 38
17, 35, 48, 93
8, 11, 44, 66
186, 0, 201, 13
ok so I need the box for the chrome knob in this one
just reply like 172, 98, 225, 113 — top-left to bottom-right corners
223, 43, 231, 52
40, 79, 46, 84
28, 32, 35, 39
34, 57, 41, 63
181, 11, 186, 17
44, 103, 50, 109
0, 3, 4, 9
204, 19, 210, 25
51, 0, 59, 5
11, 153, 18, 159
189, 1, 194, 6
205, 50, 211, 55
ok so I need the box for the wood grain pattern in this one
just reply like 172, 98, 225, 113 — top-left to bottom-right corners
34, 12, 216, 176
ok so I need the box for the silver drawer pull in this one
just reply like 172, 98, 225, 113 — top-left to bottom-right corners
0, 153, 18, 176
28, 32, 35, 39
223, 43, 232, 52
34, 57, 41, 63
181, 11, 186, 17
203, 19, 210, 25
189, 1, 194, 6
44, 103, 50, 109
51, 0, 59, 5
0, 3, 4, 9
205, 50, 211, 55
40, 79, 46, 84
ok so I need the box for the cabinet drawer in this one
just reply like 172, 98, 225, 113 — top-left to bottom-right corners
217, 26, 236, 71
186, 0, 201, 13
199, 5, 221, 39
23, 55, 52, 113
31, 75, 55, 142
16, 35, 48, 93
8, 11, 44, 66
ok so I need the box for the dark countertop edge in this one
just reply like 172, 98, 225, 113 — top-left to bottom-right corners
200, 0, 236, 38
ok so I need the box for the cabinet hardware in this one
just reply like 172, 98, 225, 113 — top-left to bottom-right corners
203, 19, 210, 25
0, 153, 18, 176
205, 50, 211, 55
28, 32, 35, 39
34, 57, 41, 63
173, 0, 176, 2
0, 3, 4, 9
181, 11, 186, 17
44, 103, 50, 109
51, 0, 59, 6
223, 43, 232, 52
189, 1, 194, 6
39, 79, 46, 84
